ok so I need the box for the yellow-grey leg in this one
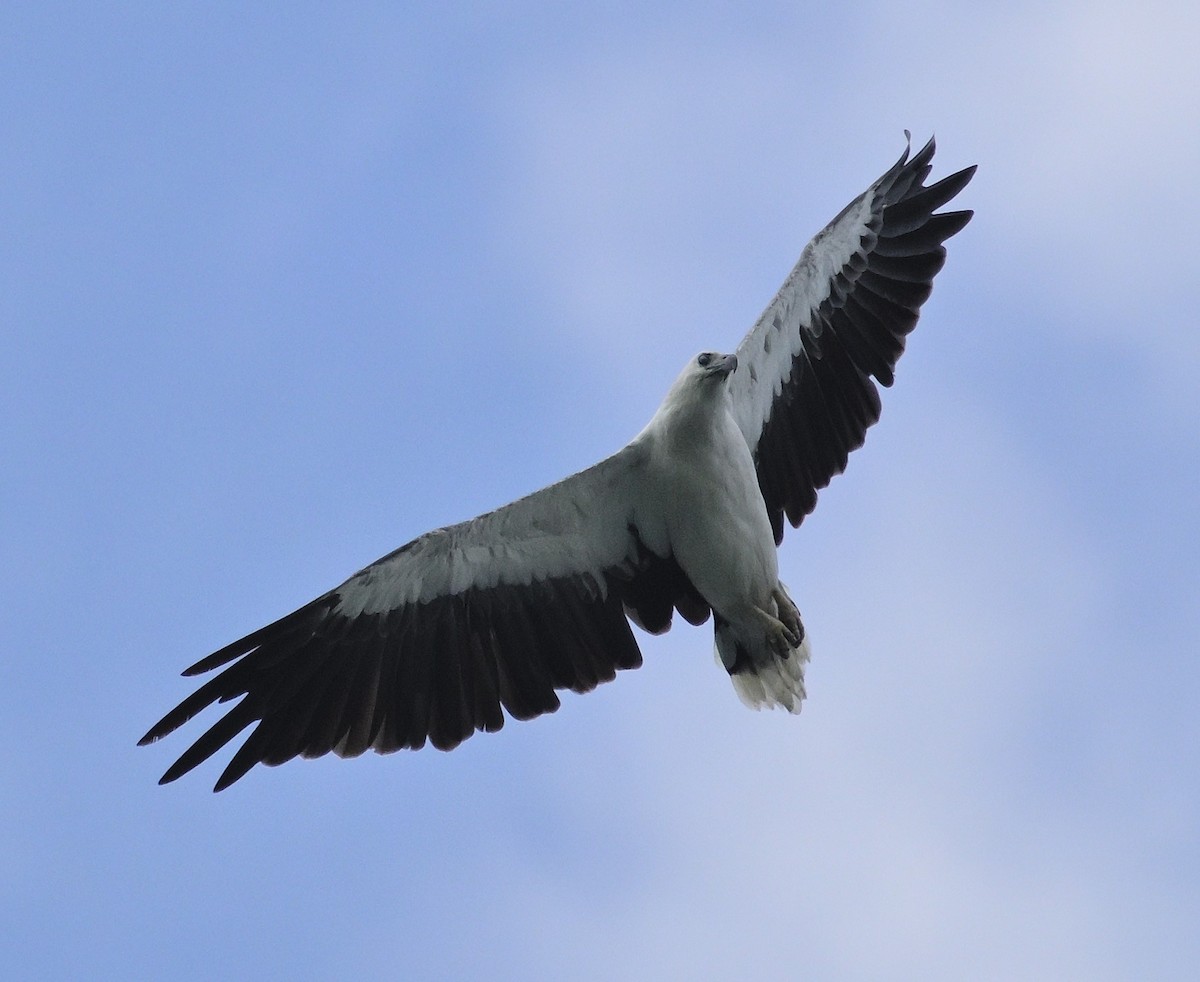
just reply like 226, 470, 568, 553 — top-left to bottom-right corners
771, 584, 804, 646
750, 603, 802, 655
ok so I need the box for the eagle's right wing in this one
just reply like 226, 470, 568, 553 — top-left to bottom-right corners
139, 445, 709, 791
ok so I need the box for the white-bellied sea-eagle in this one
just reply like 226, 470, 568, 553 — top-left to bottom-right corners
141, 135, 975, 791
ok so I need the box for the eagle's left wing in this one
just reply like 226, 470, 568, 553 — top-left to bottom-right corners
728, 135, 975, 542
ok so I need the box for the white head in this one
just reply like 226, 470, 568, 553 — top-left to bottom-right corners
673, 350, 738, 390
659, 350, 739, 416
639, 350, 739, 441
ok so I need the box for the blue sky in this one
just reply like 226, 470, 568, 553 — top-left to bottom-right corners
4, 2, 1198, 978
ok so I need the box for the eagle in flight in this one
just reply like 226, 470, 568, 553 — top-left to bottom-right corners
141, 135, 975, 791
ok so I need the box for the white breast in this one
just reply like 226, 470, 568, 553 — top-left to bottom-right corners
652, 405, 779, 616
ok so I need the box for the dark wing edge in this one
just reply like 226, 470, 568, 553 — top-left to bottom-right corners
138, 464, 709, 792
733, 134, 976, 543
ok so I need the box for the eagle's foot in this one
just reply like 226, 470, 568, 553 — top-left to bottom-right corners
752, 604, 802, 656
771, 585, 804, 646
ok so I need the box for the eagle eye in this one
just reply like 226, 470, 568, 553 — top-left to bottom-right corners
697, 353, 713, 368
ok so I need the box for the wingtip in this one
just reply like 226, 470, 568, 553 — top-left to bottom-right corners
909, 133, 937, 170
886, 131, 938, 180
157, 753, 203, 787
212, 751, 258, 792
138, 715, 175, 747
154, 758, 232, 792
181, 646, 236, 677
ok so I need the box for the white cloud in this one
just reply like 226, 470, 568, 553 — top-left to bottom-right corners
489, 0, 1200, 423
877, 1, 1200, 408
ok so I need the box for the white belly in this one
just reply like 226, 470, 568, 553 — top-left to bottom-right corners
658, 410, 778, 616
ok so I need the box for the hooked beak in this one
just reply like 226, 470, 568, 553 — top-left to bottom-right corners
716, 353, 738, 378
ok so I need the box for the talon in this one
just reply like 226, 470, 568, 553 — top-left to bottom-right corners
752, 604, 801, 655
766, 622, 793, 657
772, 585, 804, 645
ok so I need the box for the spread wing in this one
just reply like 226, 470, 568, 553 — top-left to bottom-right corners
728, 135, 976, 542
139, 447, 709, 791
